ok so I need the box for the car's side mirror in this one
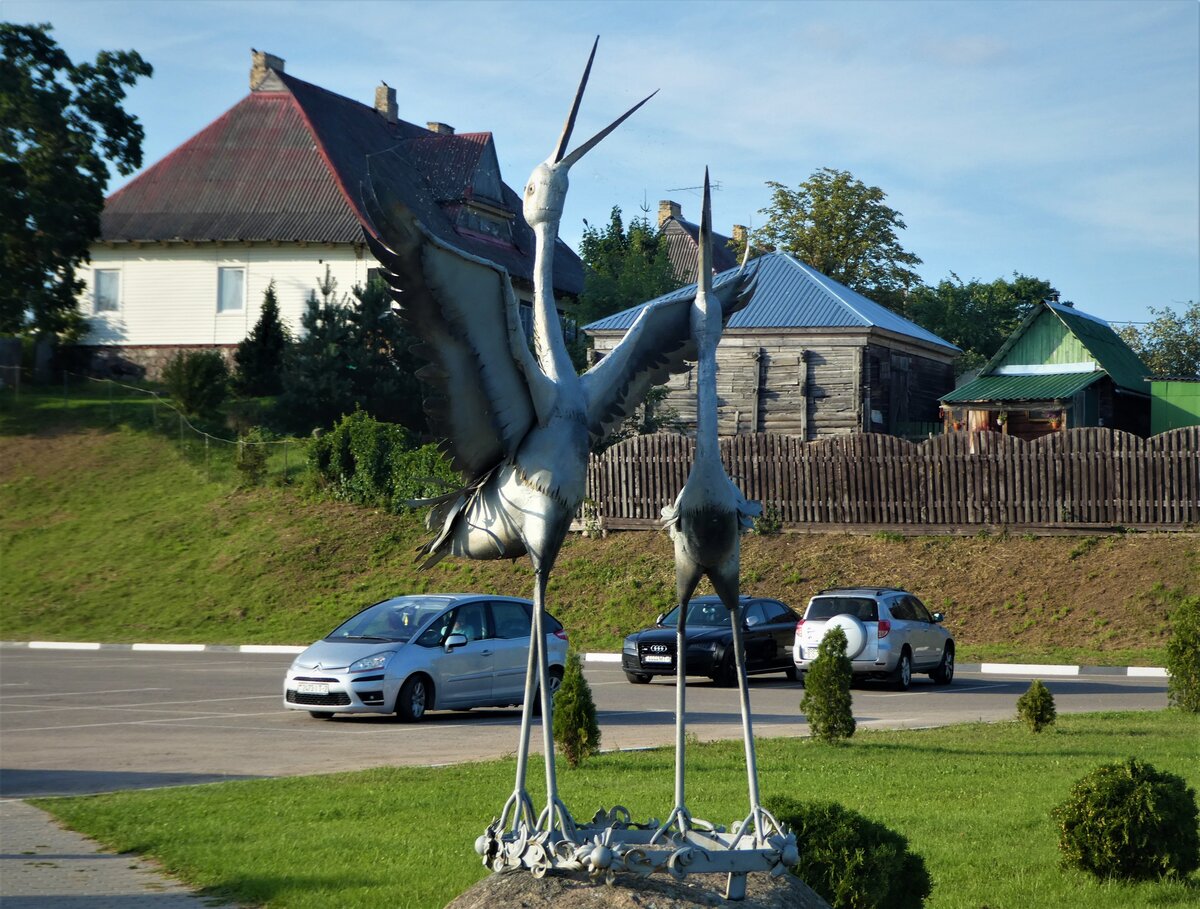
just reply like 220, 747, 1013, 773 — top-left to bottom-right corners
444, 632, 469, 652
932, 612, 944, 623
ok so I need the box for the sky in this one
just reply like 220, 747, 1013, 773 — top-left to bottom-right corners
8, 0, 1198, 327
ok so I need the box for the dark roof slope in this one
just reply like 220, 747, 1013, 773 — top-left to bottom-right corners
585, 252, 959, 354
101, 69, 583, 295
661, 217, 738, 281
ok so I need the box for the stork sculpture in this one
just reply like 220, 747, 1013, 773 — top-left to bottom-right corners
657, 172, 786, 856
363, 39, 754, 850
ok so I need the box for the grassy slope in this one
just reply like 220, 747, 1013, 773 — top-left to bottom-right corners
2, 407, 1198, 663
35, 712, 1200, 909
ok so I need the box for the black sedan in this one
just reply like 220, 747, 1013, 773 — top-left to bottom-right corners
622, 596, 800, 685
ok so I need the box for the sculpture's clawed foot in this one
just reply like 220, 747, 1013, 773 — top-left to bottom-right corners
652, 805, 694, 843
535, 796, 578, 843
732, 804, 788, 848
497, 788, 537, 833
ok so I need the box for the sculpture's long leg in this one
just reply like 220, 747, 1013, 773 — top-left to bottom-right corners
727, 601, 765, 846
498, 622, 539, 833
531, 567, 576, 841
655, 564, 702, 843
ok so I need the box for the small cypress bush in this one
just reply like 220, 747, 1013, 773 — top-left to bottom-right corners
552, 651, 601, 768
1052, 757, 1200, 880
161, 350, 229, 417
800, 625, 856, 743
765, 795, 932, 909
1166, 593, 1200, 713
234, 426, 271, 486
1016, 679, 1057, 732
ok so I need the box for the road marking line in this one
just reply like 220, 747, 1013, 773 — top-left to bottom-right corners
0, 687, 168, 699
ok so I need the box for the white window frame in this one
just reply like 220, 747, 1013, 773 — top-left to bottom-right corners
93, 268, 120, 314
217, 266, 246, 313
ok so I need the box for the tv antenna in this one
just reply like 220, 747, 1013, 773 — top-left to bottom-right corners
666, 181, 721, 193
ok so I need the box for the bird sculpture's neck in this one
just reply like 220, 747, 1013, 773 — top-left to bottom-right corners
693, 300, 721, 466
532, 220, 581, 395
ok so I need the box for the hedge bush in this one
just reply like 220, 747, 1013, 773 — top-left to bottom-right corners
800, 624, 856, 743
764, 795, 932, 909
234, 426, 271, 486
161, 350, 228, 417
1016, 679, 1057, 732
307, 410, 458, 511
553, 651, 601, 768
1166, 593, 1200, 713
1051, 757, 1200, 881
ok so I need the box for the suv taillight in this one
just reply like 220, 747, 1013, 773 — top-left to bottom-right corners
877, 619, 891, 639
795, 620, 804, 634
553, 629, 568, 640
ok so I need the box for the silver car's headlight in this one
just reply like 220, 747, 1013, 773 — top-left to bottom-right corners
349, 651, 394, 673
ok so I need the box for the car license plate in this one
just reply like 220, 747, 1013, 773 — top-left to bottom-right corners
643, 655, 672, 664
297, 681, 329, 695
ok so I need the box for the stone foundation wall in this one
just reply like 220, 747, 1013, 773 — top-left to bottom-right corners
79, 345, 237, 382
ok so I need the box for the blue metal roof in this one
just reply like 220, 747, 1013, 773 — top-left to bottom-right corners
584, 252, 959, 352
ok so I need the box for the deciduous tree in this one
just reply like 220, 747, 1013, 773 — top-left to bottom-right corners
576, 206, 680, 330
753, 168, 922, 309
1116, 301, 1199, 377
0, 23, 152, 338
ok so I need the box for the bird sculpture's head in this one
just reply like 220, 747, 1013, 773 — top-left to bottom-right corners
692, 168, 721, 347
522, 37, 656, 231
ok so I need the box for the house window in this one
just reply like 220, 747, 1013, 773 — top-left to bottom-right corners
93, 269, 120, 313
217, 267, 245, 313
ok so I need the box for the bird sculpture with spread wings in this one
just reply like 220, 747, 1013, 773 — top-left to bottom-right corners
363, 40, 755, 843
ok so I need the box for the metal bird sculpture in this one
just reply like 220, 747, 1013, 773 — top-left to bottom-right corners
362, 40, 755, 845
657, 171, 784, 848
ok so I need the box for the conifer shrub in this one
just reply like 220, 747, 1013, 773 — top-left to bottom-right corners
1016, 679, 1057, 732
234, 426, 271, 486
161, 350, 228, 417
233, 281, 290, 396
1166, 593, 1200, 713
1051, 758, 1200, 881
552, 651, 601, 768
800, 624, 855, 743
765, 795, 932, 909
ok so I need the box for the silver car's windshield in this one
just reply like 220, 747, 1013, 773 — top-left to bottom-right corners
327, 597, 451, 643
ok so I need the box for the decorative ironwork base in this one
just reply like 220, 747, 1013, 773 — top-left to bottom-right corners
476, 807, 798, 901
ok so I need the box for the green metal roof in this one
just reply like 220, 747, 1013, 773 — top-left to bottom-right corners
941, 371, 1102, 404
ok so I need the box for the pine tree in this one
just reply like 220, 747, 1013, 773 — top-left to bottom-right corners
234, 281, 290, 396
800, 626, 856, 743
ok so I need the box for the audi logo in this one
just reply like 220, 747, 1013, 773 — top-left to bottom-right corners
648, 644, 668, 653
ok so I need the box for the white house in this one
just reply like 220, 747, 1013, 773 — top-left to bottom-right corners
80, 50, 583, 378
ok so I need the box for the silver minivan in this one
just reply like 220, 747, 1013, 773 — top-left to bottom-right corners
284, 594, 568, 720
792, 587, 954, 690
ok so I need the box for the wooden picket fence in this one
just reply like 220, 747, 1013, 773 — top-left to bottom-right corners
585, 427, 1200, 531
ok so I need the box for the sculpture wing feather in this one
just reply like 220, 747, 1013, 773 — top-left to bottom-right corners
582, 265, 757, 445
362, 190, 539, 482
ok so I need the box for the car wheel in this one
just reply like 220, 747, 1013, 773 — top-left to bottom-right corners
890, 650, 912, 691
625, 671, 652, 684
396, 675, 430, 722
931, 645, 955, 685
825, 614, 868, 659
308, 711, 333, 720
784, 665, 799, 682
713, 655, 738, 688
532, 666, 565, 715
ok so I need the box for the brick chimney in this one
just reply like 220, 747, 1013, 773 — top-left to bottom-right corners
658, 200, 682, 227
426, 122, 455, 135
250, 49, 285, 91
732, 224, 748, 248
375, 83, 397, 124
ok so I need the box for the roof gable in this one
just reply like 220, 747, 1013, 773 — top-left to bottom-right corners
661, 217, 738, 280
981, 301, 1149, 392
584, 251, 959, 353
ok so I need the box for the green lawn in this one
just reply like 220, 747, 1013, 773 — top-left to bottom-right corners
34, 711, 1200, 909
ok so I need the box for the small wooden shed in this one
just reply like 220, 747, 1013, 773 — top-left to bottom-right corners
940, 301, 1151, 438
584, 252, 959, 440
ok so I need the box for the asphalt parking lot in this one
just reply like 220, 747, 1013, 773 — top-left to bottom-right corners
0, 646, 1169, 798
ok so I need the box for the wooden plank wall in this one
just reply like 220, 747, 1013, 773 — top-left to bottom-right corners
585, 427, 1200, 529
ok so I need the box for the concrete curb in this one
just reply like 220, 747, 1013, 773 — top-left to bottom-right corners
1, 641, 1168, 677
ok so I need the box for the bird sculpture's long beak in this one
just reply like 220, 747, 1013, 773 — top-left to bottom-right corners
698, 168, 713, 296
552, 36, 657, 168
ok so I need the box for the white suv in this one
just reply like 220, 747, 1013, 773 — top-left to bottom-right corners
792, 587, 954, 690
